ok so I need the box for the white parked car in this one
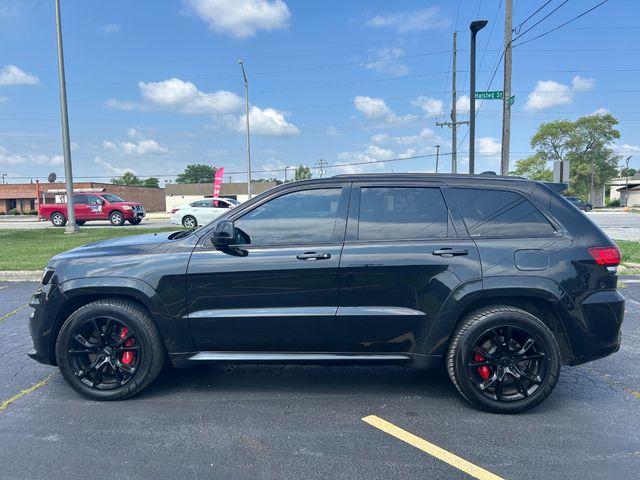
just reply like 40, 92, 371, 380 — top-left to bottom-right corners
170, 197, 240, 228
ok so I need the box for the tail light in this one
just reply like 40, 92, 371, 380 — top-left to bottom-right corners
588, 246, 621, 266
171, 208, 180, 214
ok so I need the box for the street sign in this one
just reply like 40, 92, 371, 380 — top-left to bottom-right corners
508, 95, 516, 106
475, 90, 503, 100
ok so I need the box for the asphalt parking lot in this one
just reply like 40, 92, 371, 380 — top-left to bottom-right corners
0, 282, 638, 479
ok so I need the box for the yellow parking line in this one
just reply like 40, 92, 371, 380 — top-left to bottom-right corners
0, 286, 7, 290
580, 365, 640, 399
0, 304, 27, 323
0, 373, 57, 412
362, 415, 505, 480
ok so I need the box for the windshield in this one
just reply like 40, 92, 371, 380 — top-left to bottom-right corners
101, 194, 125, 203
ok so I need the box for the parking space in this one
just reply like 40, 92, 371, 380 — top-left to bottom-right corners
0, 281, 638, 479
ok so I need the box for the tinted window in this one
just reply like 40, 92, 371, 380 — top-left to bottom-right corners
86, 195, 102, 205
73, 194, 88, 204
191, 200, 211, 208
358, 187, 448, 240
451, 188, 555, 237
102, 194, 124, 203
235, 188, 342, 245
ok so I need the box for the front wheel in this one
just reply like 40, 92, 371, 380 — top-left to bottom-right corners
109, 211, 125, 226
446, 306, 561, 414
55, 299, 165, 400
76, 220, 86, 226
585, 205, 593, 212
128, 218, 142, 225
50, 212, 67, 227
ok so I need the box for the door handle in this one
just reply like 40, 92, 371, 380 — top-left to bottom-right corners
296, 252, 332, 260
432, 247, 468, 257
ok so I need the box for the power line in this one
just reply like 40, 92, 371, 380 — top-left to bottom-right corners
513, 0, 610, 48
513, 0, 554, 34
511, 0, 570, 43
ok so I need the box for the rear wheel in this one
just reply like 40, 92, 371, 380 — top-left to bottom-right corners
50, 212, 67, 227
128, 218, 142, 225
182, 215, 197, 228
446, 306, 560, 414
109, 211, 125, 226
55, 299, 165, 400
585, 205, 593, 212
75, 220, 86, 226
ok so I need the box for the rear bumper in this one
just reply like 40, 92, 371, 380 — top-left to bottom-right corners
565, 290, 624, 365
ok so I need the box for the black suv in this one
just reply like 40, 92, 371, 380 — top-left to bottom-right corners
28, 174, 624, 413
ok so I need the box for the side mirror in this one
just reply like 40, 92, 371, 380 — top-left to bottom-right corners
211, 220, 235, 247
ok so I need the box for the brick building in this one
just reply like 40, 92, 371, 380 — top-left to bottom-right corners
0, 182, 166, 214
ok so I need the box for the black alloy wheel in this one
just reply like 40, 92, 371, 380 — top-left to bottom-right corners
56, 299, 165, 400
447, 306, 561, 414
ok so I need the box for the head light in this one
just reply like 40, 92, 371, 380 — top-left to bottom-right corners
122, 205, 133, 211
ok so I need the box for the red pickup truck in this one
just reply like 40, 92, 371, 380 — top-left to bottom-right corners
39, 193, 145, 227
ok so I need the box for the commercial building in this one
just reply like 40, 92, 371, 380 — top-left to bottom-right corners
609, 174, 640, 206
0, 182, 166, 214
165, 182, 277, 212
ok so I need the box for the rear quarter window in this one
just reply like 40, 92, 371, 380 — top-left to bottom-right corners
450, 187, 556, 237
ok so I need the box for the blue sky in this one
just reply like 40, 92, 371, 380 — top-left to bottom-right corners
1, 0, 638, 185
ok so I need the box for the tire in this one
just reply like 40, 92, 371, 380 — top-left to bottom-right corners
128, 218, 142, 225
50, 212, 67, 227
446, 305, 561, 414
182, 215, 197, 228
585, 206, 592, 212
76, 220, 86, 226
109, 211, 125, 226
55, 298, 165, 401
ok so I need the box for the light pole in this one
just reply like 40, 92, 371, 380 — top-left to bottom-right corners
284, 166, 290, 182
238, 60, 252, 199
625, 155, 632, 207
55, 0, 78, 233
435, 145, 440, 173
469, 20, 488, 175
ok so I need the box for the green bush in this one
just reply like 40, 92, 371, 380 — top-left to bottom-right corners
7, 208, 20, 215
607, 199, 620, 207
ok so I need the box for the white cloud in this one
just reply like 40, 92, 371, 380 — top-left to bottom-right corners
326, 126, 341, 137
139, 78, 243, 114
524, 76, 595, 112
354, 95, 416, 125
370, 133, 389, 144
365, 47, 409, 76
185, 0, 290, 39
103, 139, 168, 155
477, 137, 501, 156
0, 65, 39, 86
225, 106, 300, 137
0, 96, 8, 103
412, 96, 444, 117
366, 7, 449, 33
102, 23, 120, 33
127, 128, 142, 138
616, 144, 640, 154
0, 145, 62, 165
456, 95, 474, 114
589, 107, 610, 116
392, 128, 438, 146
94, 156, 134, 176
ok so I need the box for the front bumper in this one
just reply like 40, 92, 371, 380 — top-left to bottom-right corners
123, 207, 146, 220
27, 284, 63, 366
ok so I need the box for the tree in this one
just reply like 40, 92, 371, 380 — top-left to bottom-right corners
143, 177, 160, 188
176, 164, 217, 183
111, 171, 143, 186
620, 167, 636, 178
293, 164, 312, 181
529, 114, 621, 198
252, 177, 283, 185
511, 153, 553, 181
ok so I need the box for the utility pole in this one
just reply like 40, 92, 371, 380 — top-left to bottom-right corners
435, 145, 440, 173
501, 0, 513, 176
624, 155, 632, 206
316, 159, 327, 178
469, 20, 488, 175
436, 32, 469, 173
284, 166, 290, 182
238, 60, 252, 199
1, 173, 6, 184
55, 0, 78, 233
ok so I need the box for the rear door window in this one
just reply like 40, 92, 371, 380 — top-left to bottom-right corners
357, 187, 448, 240
450, 188, 556, 237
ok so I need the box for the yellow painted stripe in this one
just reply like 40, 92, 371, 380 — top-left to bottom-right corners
0, 304, 27, 322
362, 415, 505, 480
0, 373, 57, 412
0, 286, 7, 290
580, 365, 640, 400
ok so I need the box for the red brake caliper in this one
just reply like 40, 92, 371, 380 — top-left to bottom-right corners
474, 354, 490, 380
119, 327, 135, 365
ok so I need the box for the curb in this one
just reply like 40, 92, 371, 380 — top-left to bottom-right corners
0, 271, 41, 282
